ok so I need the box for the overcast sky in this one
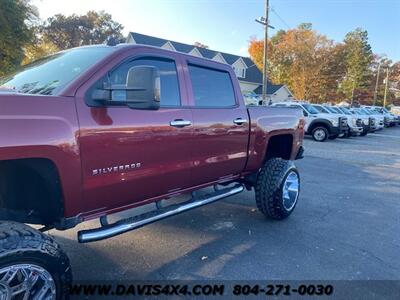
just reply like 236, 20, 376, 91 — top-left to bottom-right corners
32, 0, 400, 61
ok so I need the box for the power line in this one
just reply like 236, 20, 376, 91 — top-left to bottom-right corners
270, 7, 290, 30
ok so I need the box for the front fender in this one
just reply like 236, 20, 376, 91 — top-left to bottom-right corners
0, 94, 82, 217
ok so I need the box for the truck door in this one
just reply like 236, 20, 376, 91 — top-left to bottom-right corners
184, 61, 250, 186
75, 52, 193, 213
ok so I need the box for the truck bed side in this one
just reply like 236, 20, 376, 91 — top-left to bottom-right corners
245, 106, 304, 172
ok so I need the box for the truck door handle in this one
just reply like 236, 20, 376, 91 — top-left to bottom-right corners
233, 118, 248, 125
170, 119, 192, 127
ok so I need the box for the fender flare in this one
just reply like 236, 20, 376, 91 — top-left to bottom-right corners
307, 118, 334, 134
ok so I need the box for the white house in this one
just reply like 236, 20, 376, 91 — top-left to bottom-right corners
126, 32, 294, 102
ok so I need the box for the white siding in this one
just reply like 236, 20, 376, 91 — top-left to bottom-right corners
161, 41, 176, 51
232, 58, 247, 78
239, 81, 260, 93
188, 48, 203, 57
126, 34, 136, 44
212, 53, 227, 64
269, 86, 294, 103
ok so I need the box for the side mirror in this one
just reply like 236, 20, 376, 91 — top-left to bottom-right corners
303, 110, 309, 117
125, 66, 160, 110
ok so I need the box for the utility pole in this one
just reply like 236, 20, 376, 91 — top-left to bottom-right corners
373, 63, 381, 106
255, 0, 274, 105
262, 0, 269, 104
351, 80, 355, 106
383, 67, 390, 107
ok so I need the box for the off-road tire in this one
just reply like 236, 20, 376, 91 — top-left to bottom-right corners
0, 221, 71, 299
311, 126, 329, 142
255, 158, 300, 220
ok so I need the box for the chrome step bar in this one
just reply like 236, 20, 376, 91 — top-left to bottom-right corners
78, 184, 244, 243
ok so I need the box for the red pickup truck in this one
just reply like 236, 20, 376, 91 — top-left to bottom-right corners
0, 44, 304, 298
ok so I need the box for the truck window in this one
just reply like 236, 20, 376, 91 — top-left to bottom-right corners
108, 57, 181, 107
302, 104, 319, 114
188, 64, 236, 107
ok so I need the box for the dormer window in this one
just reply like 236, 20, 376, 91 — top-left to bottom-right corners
233, 67, 246, 78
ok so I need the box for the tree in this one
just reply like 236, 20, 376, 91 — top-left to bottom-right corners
0, 0, 38, 76
249, 23, 338, 102
22, 37, 59, 65
40, 11, 124, 50
339, 28, 373, 102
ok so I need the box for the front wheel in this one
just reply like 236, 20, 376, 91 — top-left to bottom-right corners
311, 126, 328, 142
255, 158, 300, 220
0, 222, 72, 299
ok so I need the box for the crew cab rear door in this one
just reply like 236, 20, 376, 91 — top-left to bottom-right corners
75, 49, 194, 213
183, 59, 250, 186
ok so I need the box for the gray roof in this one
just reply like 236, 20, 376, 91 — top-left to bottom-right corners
254, 83, 285, 95
128, 32, 263, 84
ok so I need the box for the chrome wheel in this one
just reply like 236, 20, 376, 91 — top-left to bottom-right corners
282, 171, 299, 211
0, 264, 56, 300
313, 128, 326, 141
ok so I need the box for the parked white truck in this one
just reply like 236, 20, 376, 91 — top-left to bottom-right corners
272, 102, 348, 142
312, 104, 363, 137
363, 106, 398, 127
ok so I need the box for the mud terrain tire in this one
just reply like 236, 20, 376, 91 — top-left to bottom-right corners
255, 158, 300, 220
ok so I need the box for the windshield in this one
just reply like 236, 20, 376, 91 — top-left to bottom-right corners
324, 106, 337, 114
360, 108, 372, 115
343, 108, 352, 115
355, 109, 367, 115
373, 107, 384, 114
312, 105, 329, 113
302, 104, 319, 114
336, 107, 351, 115
330, 107, 342, 114
0, 47, 115, 95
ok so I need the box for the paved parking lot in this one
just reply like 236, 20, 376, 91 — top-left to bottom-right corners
51, 127, 400, 281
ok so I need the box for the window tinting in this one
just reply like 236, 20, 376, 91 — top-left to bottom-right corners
188, 64, 236, 107
109, 57, 180, 106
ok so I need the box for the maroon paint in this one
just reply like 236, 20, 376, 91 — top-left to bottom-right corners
0, 45, 304, 221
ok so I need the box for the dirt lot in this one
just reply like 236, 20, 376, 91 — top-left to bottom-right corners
51, 127, 400, 282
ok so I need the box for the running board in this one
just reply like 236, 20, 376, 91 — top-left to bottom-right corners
78, 184, 244, 243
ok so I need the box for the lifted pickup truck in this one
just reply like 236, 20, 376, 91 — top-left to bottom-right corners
0, 44, 304, 298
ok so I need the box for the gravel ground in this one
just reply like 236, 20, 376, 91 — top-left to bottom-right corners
50, 127, 400, 285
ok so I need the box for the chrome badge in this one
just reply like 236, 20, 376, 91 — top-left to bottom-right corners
92, 163, 141, 176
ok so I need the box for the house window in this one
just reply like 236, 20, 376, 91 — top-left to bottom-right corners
233, 67, 246, 78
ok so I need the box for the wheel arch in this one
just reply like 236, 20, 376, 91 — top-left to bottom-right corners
0, 158, 65, 226
308, 119, 332, 134
264, 133, 294, 162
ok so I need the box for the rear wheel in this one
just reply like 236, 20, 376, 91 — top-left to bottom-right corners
0, 222, 71, 299
311, 126, 329, 142
255, 158, 300, 220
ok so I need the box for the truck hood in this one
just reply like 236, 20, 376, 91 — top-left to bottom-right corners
0, 88, 17, 95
